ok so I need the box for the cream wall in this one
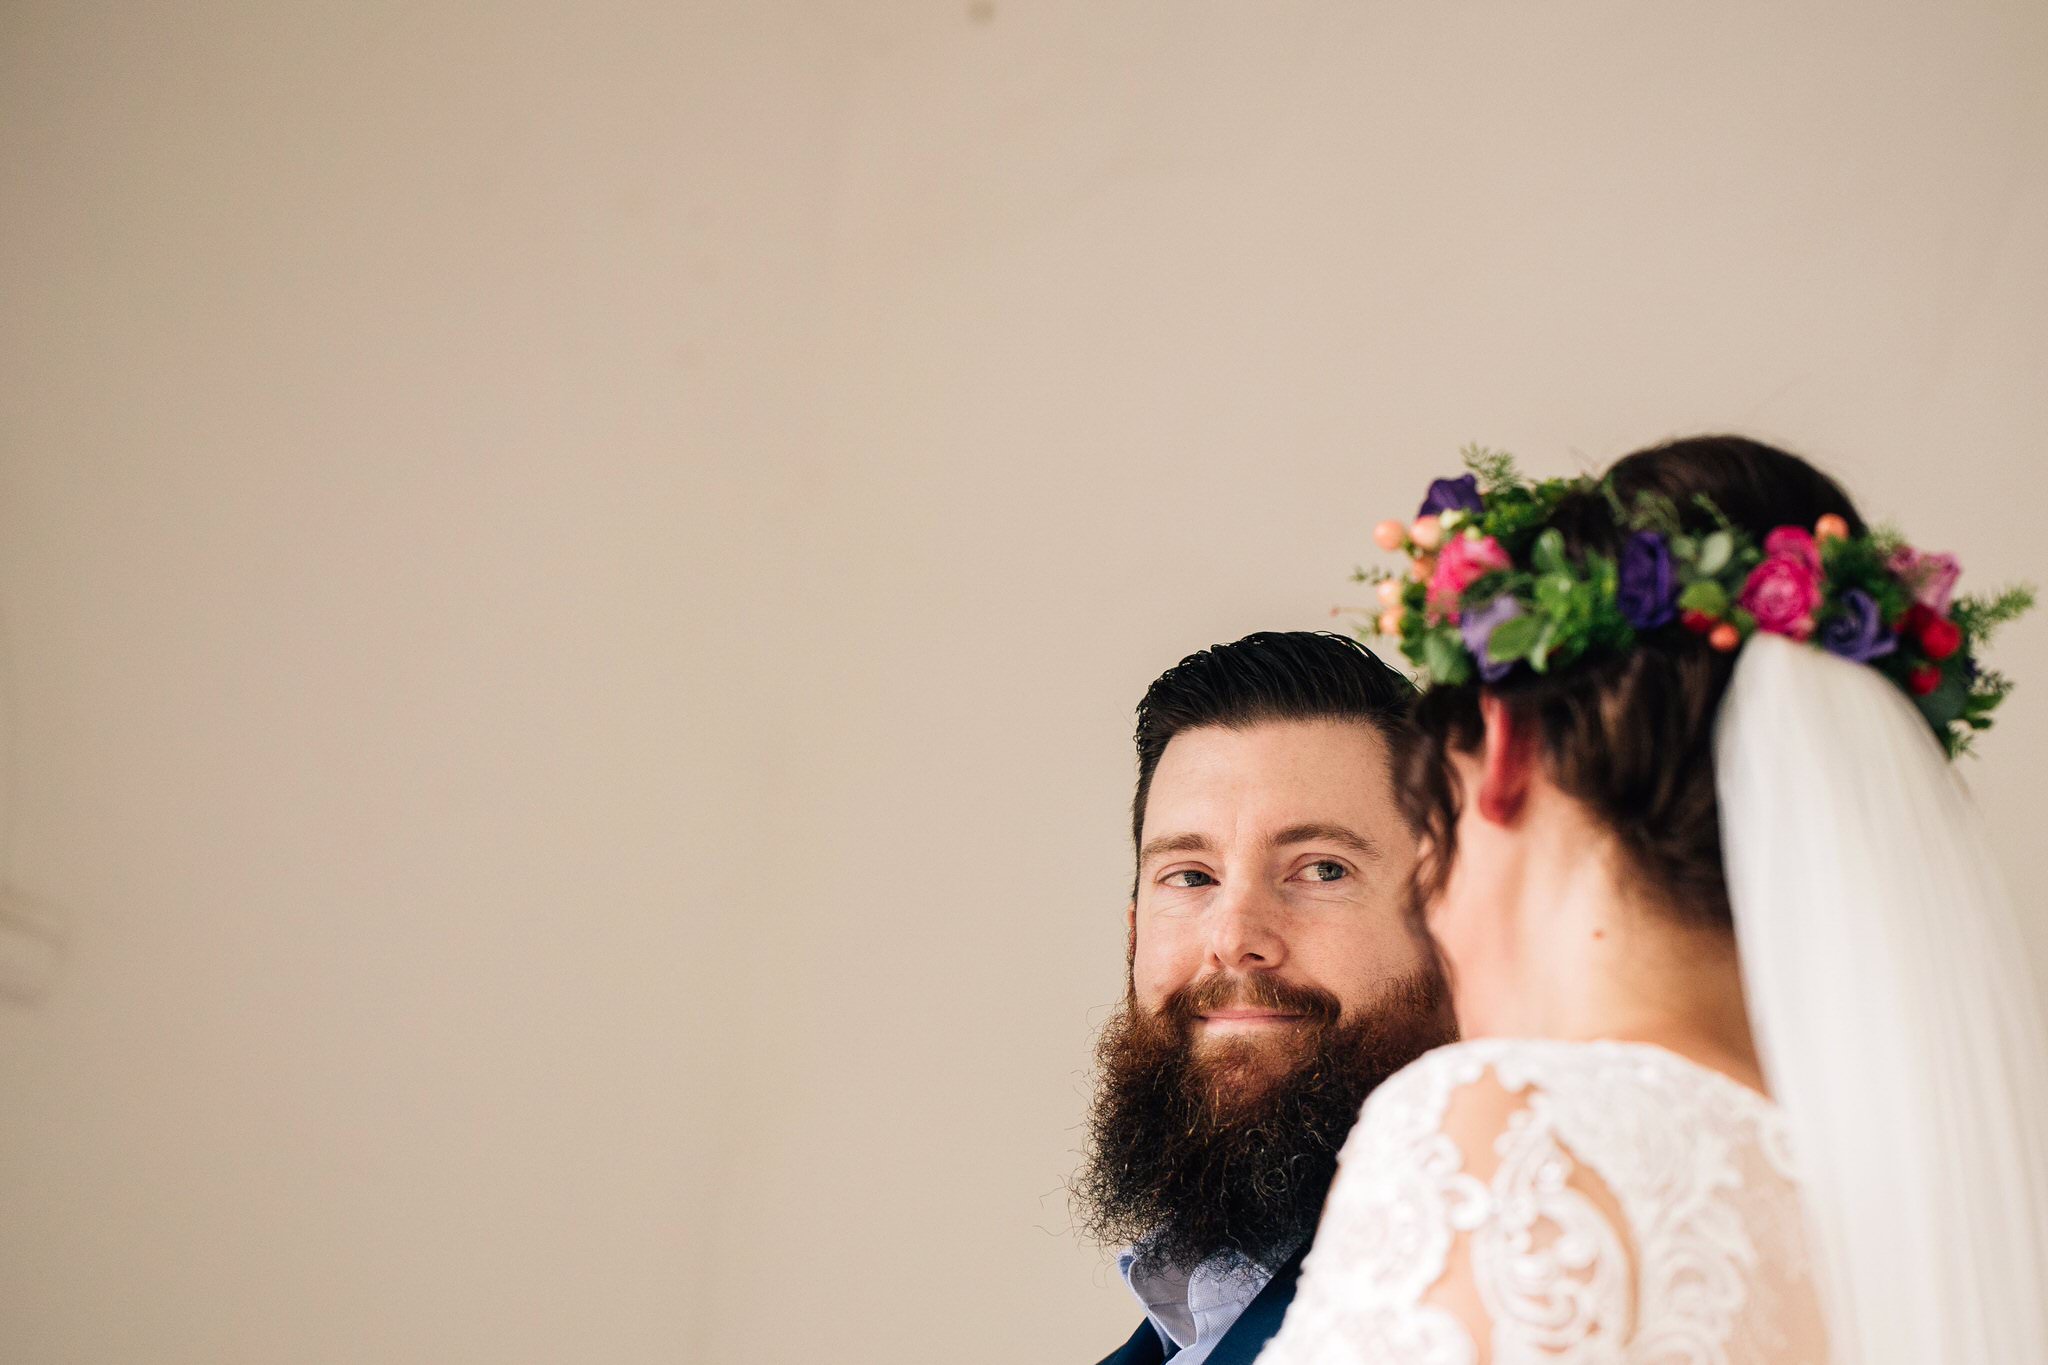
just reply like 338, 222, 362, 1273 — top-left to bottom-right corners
3, 3, 2045, 1362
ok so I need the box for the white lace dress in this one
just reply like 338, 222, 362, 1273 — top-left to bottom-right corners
1256, 1038, 1828, 1365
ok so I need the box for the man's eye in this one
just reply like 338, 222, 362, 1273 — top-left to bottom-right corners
1301, 860, 1349, 883
1163, 870, 1216, 889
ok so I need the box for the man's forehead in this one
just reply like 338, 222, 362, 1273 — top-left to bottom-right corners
1140, 718, 1395, 841
1153, 716, 1391, 782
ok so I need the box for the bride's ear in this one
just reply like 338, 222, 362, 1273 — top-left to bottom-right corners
1476, 692, 1537, 826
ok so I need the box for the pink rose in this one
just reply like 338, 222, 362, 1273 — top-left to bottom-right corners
1740, 536, 1823, 640
1762, 526, 1821, 574
1888, 546, 1961, 614
1427, 533, 1511, 622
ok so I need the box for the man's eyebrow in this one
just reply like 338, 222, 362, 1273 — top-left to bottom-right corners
1138, 832, 1214, 864
1270, 822, 1383, 862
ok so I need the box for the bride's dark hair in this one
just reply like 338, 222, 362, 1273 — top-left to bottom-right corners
1398, 435, 1867, 929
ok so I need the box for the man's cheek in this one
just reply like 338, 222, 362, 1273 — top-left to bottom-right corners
1129, 948, 1188, 1013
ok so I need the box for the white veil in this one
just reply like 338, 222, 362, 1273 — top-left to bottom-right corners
1716, 634, 2048, 1364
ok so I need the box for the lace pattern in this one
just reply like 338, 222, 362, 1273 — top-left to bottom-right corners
1256, 1039, 1824, 1365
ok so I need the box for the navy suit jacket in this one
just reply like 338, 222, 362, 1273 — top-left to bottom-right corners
1091, 1246, 1307, 1365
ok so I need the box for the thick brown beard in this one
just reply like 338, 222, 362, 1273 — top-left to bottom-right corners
1072, 967, 1456, 1275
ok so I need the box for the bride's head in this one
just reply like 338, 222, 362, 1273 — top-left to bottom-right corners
1396, 436, 1866, 1028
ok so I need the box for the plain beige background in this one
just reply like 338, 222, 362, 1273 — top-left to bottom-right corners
3, 2, 2046, 1362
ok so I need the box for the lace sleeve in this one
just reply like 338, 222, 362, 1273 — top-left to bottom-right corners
1257, 1056, 1639, 1365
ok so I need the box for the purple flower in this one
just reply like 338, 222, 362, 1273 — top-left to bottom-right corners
1461, 594, 1525, 682
1818, 588, 1898, 663
1616, 532, 1678, 630
1418, 474, 1484, 519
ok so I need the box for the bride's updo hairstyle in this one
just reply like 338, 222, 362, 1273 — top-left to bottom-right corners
1397, 436, 1866, 929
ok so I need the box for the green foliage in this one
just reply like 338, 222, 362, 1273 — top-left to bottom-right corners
1953, 585, 2036, 644
1475, 488, 1549, 549
1619, 488, 1683, 539
1460, 444, 1522, 492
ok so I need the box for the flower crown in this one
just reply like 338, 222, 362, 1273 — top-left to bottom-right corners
1354, 447, 2033, 757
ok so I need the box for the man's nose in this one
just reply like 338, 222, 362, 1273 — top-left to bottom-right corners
1204, 879, 1287, 972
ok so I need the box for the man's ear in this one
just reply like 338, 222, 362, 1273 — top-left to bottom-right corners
1124, 901, 1137, 965
1476, 692, 1537, 826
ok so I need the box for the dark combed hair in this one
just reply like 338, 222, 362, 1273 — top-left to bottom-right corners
1132, 631, 1417, 884
1399, 435, 1867, 929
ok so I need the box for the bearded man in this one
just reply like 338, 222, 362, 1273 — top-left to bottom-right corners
1074, 632, 1457, 1365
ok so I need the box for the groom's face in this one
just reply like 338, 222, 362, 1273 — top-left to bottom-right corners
1129, 718, 1430, 1092
1077, 714, 1451, 1271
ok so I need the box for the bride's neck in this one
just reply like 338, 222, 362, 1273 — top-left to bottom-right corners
1451, 790, 1768, 1093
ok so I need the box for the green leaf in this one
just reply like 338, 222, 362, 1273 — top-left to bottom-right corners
1534, 573, 1576, 612
1530, 618, 1561, 672
1486, 614, 1543, 663
1531, 529, 1568, 577
1696, 531, 1734, 577
1678, 580, 1729, 617
1421, 629, 1472, 686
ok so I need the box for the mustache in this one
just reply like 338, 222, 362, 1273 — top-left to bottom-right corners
1157, 973, 1344, 1029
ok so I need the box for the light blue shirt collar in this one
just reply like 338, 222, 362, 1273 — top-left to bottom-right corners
1116, 1244, 1276, 1364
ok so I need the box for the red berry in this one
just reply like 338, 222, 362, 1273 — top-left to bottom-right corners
1919, 616, 1962, 661
1708, 623, 1741, 652
1908, 665, 1942, 696
1900, 603, 1934, 636
1681, 610, 1716, 635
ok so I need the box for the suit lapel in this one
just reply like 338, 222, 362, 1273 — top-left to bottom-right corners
1094, 1318, 1167, 1365
1202, 1245, 1308, 1365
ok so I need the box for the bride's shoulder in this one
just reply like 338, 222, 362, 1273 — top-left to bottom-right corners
1356, 1036, 1777, 1142
1379, 1034, 1776, 1090
1340, 1039, 1536, 1149
1361, 1035, 1598, 1104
